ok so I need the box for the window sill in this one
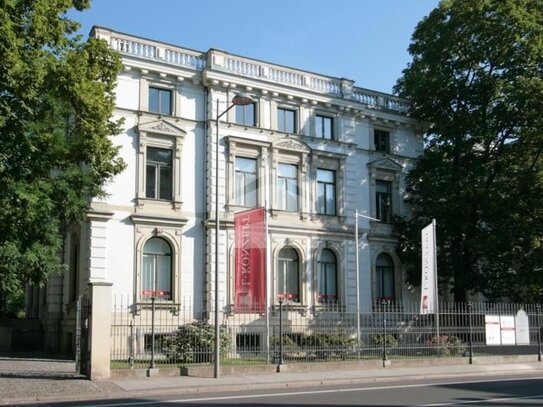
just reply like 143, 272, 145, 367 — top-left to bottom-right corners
134, 300, 182, 315
136, 197, 183, 211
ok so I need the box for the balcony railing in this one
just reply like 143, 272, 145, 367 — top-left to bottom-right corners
95, 28, 410, 114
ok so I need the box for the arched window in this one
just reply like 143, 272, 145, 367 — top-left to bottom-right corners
318, 249, 337, 304
277, 247, 299, 302
142, 237, 172, 300
376, 253, 394, 301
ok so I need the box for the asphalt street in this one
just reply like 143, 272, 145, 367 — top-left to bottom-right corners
30, 374, 543, 407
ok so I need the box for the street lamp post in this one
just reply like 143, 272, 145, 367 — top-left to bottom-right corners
213, 93, 254, 379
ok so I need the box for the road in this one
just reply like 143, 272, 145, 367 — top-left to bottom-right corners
31, 374, 543, 406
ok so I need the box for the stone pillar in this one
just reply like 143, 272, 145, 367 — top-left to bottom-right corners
88, 281, 113, 380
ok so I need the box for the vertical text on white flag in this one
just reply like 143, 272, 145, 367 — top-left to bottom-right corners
420, 219, 437, 314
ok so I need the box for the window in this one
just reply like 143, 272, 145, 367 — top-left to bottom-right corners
277, 247, 299, 302
277, 107, 296, 133
318, 249, 337, 304
317, 169, 336, 215
277, 163, 298, 211
146, 147, 173, 200
376, 253, 394, 301
142, 238, 172, 300
376, 180, 392, 223
315, 114, 333, 140
235, 103, 256, 126
149, 87, 172, 115
234, 157, 257, 207
374, 129, 390, 153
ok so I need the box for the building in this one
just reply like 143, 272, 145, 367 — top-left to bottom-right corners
27, 26, 423, 378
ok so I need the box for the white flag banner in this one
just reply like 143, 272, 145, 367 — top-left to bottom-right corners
420, 220, 437, 315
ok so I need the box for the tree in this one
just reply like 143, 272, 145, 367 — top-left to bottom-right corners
395, 0, 543, 303
0, 0, 125, 316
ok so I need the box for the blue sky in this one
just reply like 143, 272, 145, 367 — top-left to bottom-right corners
69, 0, 440, 94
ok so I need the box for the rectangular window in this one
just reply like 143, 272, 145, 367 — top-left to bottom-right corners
278, 163, 298, 211
146, 147, 173, 200
235, 103, 256, 126
316, 169, 336, 215
374, 129, 390, 153
376, 180, 392, 223
277, 107, 296, 133
149, 87, 172, 115
234, 157, 257, 207
315, 114, 333, 140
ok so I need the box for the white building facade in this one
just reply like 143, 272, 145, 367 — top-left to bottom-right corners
29, 27, 423, 376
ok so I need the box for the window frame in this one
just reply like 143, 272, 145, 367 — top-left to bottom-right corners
136, 120, 186, 211
145, 147, 173, 201
277, 107, 297, 134
277, 247, 300, 303
234, 102, 256, 127
315, 114, 334, 140
317, 249, 338, 305
277, 163, 299, 212
234, 156, 258, 207
375, 179, 392, 223
374, 128, 391, 153
316, 168, 336, 215
141, 237, 173, 301
374, 252, 396, 303
132, 220, 185, 307
148, 86, 173, 116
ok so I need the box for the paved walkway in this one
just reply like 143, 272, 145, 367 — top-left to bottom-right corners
2, 355, 543, 405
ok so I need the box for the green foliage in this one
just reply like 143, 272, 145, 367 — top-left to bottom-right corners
271, 332, 357, 360
270, 334, 298, 350
369, 334, 398, 348
161, 322, 231, 364
0, 0, 125, 315
303, 331, 357, 359
427, 335, 465, 356
394, 0, 543, 302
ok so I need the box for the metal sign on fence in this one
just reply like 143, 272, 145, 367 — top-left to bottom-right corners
485, 315, 501, 345
515, 310, 530, 345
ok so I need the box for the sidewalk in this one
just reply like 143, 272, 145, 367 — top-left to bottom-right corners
2, 356, 543, 405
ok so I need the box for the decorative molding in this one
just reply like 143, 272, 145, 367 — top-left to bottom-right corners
137, 119, 186, 137
273, 138, 311, 153
367, 157, 403, 172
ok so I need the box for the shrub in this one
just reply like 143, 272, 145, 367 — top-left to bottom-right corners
270, 334, 298, 351
369, 334, 398, 347
303, 331, 357, 360
427, 335, 465, 356
162, 321, 231, 364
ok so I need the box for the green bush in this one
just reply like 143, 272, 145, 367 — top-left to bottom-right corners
270, 335, 298, 351
162, 321, 231, 364
369, 334, 398, 347
303, 331, 357, 360
427, 335, 465, 356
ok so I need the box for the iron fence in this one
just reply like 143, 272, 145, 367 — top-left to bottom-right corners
110, 296, 543, 369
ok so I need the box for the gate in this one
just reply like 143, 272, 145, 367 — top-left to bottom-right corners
75, 295, 90, 377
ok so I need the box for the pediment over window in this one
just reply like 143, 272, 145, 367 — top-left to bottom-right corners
367, 158, 403, 172
272, 138, 311, 153
137, 120, 186, 137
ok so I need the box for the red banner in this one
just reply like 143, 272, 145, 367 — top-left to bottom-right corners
234, 208, 266, 313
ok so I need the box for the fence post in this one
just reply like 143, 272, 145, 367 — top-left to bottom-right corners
537, 304, 542, 362
468, 302, 473, 364
278, 299, 284, 366
150, 297, 156, 370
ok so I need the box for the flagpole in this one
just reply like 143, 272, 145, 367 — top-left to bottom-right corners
264, 157, 271, 364
432, 218, 439, 338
